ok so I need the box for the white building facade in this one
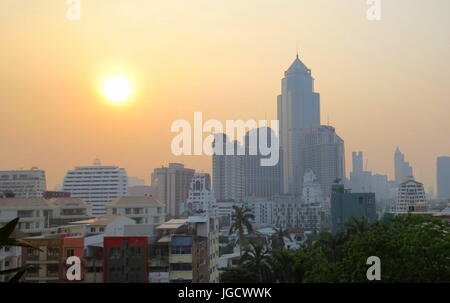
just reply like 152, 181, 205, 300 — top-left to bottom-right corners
0, 169, 46, 198
392, 177, 427, 213
62, 164, 128, 216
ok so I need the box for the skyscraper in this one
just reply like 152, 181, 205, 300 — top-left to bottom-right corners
277, 54, 321, 194
212, 134, 244, 202
243, 127, 282, 198
394, 147, 414, 184
62, 163, 128, 216
153, 163, 195, 217
299, 125, 345, 197
437, 156, 450, 200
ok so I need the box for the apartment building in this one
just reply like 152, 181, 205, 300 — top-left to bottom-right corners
0, 169, 46, 198
148, 217, 219, 283
106, 196, 165, 233
0, 198, 91, 235
62, 164, 128, 216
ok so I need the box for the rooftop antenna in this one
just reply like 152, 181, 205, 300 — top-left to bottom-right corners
327, 114, 330, 126
93, 157, 101, 166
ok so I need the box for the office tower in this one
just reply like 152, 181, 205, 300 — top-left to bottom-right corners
187, 173, 216, 216
62, 163, 128, 216
153, 163, 195, 218
394, 147, 414, 184
243, 197, 274, 227
299, 125, 345, 198
392, 176, 427, 213
243, 127, 282, 198
437, 156, 450, 200
0, 168, 46, 198
212, 134, 244, 202
278, 54, 321, 194
330, 182, 377, 233
349, 151, 372, 192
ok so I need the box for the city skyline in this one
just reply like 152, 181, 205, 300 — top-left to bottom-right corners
1, 1, 450, 190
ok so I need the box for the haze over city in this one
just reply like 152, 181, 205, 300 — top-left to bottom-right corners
1, 0, 450, 190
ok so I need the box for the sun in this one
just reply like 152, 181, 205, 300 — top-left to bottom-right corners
102, 76, 132, 104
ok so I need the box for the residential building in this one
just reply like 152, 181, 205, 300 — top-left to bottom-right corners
212, 134, 245, 202
187, 173, 216, 216
243, 127, 282, 198
148, 217, 219, 283
153, 163, 195, 218
0, 230, 26, 282
103, 236, 148, 283
106, 196, 165, 233
0, 168, 46, 198
391, 177, 427, 213
62, 163, 128, 216
56, 215, 135, 237
0, 197, 91, 235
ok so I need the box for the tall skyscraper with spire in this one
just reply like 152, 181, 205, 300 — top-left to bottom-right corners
277, 54, 321, 194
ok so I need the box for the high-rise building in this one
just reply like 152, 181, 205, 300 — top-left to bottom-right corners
278, 54, 321, 194
330, 183, 377, 233
187, 173, 216, 216
0, 168, 46, 198
62, 163, 128, 216
212, 134, 244, 202
153, 163, 195, 218
394, 147, 414, 184
300, 170, 328, 232
437, 156, 450, 200
299, 125, 345, 198
391, 177, 427, 213
243, 127, 282, 198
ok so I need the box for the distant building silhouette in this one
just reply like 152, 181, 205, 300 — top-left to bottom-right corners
437, 156, 450, 200
394, 147, 413, 184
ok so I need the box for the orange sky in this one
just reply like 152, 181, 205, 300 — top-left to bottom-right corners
0, 0, 449, 191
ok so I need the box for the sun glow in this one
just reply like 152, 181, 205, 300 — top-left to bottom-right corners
102, 76, 132, 104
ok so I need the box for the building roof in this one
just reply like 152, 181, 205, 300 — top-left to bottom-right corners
70, 215, 127, 226
107, 196, 163, 207
0, 198, 50, 207
156, 219, 187, 230
285, 54, 310, 75
46, 197, 89, 207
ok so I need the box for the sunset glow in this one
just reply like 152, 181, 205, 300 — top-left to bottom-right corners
102, 76, 132, 104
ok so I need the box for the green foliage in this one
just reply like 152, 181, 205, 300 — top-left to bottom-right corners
220, 215, 450, 283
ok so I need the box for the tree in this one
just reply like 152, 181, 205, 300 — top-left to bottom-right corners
240, 241, 272, 282
345, 216, 371, 236
337, 215, 450, 282
0, 218, 40, 282
270, 226, 292, 250
219, 266, 258, 283
229, 205, 254, 256
270, 249, 296, 282
312, 230, 347, 263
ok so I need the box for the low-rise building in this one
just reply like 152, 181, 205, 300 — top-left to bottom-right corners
106, 196, 165, 233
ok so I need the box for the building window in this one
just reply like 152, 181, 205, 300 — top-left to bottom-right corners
66, 249, 75, 258
171, 246, 192, 255
170, 263, 192, 271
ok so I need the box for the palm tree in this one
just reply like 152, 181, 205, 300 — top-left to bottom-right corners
345, 216, 370, 236
313, 230, 347, 263
229, 205, 254, 256
270, 249, 296, 282
270, 226, 292, 250
240, 241, 272, 282
0, 218, 39, 282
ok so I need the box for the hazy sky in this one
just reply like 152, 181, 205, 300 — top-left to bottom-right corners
1, 0, 449, 190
